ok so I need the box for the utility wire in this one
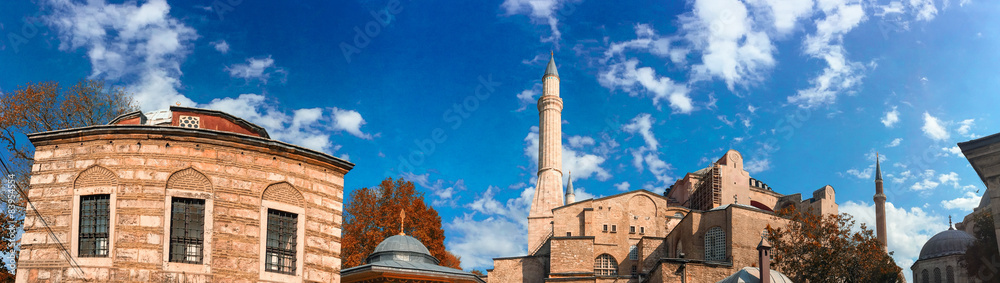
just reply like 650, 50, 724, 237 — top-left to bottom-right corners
0, 157, 87, 279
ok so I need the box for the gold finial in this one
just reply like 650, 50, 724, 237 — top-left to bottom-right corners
399, 209, 406, 236
550, 50, 553, 57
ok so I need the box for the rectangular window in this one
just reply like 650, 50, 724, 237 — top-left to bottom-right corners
612, 225, 617, 233
603, 224, 608, 232
566, 232, 572, 237
265, 209, 298, 275
629, 245, 638, 260
630, 226, 636, 234
79, 194, 110, 257
631, 265, 638, 276
169, 197, 205, 264
640, 227, 645, 234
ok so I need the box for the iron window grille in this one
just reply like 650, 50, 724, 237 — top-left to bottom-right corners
630, 226, 635, 234
79, 194, 110, 257
594, 254, 618, 276
629, 245, 638, 260
704, 226, 726, 262
169, 197, 205, 264
265, 209, 298, 275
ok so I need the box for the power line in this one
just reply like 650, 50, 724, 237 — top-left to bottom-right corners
0, 157, 87, 279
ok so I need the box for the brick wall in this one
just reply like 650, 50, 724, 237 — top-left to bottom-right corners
17, 128, 349, 283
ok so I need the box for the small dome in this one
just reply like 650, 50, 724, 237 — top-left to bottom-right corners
366, 234, 439, 265
918, 229, 975, 260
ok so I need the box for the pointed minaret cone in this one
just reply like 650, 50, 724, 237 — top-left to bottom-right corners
528, 52, 565, 252
874, 152, 887, 252
757, 235, 772, 283
565, 171, 575, 205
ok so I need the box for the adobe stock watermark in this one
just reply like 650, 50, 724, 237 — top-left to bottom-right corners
209, 0, 245, 20
341, 0, 402, 63
5, 13, 45, 54
386, 74, 501, 176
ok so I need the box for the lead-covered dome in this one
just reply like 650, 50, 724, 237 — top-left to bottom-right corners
365, 234, 439, 265
918, 229, 975, 260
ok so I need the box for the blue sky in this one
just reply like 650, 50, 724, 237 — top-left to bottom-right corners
2, 0, 998, 279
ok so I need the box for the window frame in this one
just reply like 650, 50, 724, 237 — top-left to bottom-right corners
594, 254, 618, 276
704, 226, 726, 262
259, 199, 305, 282
612, 225, 617, 233
70, 188, 116, 267
78, 194, 111, 258
162, 190, 213, 274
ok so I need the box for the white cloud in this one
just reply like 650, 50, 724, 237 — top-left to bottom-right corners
614, 181, 631, 192
204, 94, 346, 153
841, 201, 947, 283
938, 172, 960, 188
515, 84, 542, 111
599, 58, 693, 113
921, 112, 950, 141
44, 0, 198, 110
331, 107, 374, 140
447, 213, 528, 269
401, 172, 465, 207
42, 0, 368, 156
500, 0, 571, 44
622, 113, 658, 151
447, 185, 535, 269
567, 135, 595, 148
788, 0, 867, 107
524, 127, 612, 182
846, 167, 873, 179
754, 0, 814, 35
887, 138, 902, 147
941, 146, 964, 157
909, 0, 938, 21
745, 158, 771, 173
941, 191, 981, 211
882, 106, 900, 127
956, 118, 975, 137
604, 24, 681, 62
679, 0, 776, 90
211, 40, 229, 54
226, 56, 286, 84
622, 114, 675, 184
909, 170, 960, 191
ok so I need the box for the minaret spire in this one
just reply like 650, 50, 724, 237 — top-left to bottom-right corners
874, 152, 887, 252
565, 171, 575, 205
529, 51, 565, 253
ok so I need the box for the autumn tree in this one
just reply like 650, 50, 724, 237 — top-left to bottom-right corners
342, 177, 461, 269
962, 212, 999, 281
0, 80, 137, 277
767, 206, 904, 283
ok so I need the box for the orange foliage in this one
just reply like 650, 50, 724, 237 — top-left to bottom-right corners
0, 79, 137, 276
767, 208, 903, 283
342, 177, 462, 269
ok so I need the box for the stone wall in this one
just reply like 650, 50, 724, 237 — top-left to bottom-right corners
488, 256, 547, 283
17, 128, 350, 283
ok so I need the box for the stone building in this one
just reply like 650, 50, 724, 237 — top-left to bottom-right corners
488, 54, 840, 282
15, 106, 353, 282
911, 219, 977, 283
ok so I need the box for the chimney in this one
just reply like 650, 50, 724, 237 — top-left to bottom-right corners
757, 236, 772, 283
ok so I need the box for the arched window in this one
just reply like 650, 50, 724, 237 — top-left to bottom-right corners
934, 267, 942, 283
594, 254, 618, 276
921, 269, 929, 283
946, 266, 954, 283
629, 245, 638, 260
704, 227, 726, 261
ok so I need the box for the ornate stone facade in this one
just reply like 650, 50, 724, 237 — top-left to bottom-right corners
489, 54, 840, 283
16, 106, 353, 282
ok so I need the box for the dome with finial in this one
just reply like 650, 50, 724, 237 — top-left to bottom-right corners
917, 218, 975, 260
365, 234, 438, 265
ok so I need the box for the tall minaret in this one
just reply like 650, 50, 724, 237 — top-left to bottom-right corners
528, 52, 565, 252
874, 153, 888, 252
565, 171, 575, 204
